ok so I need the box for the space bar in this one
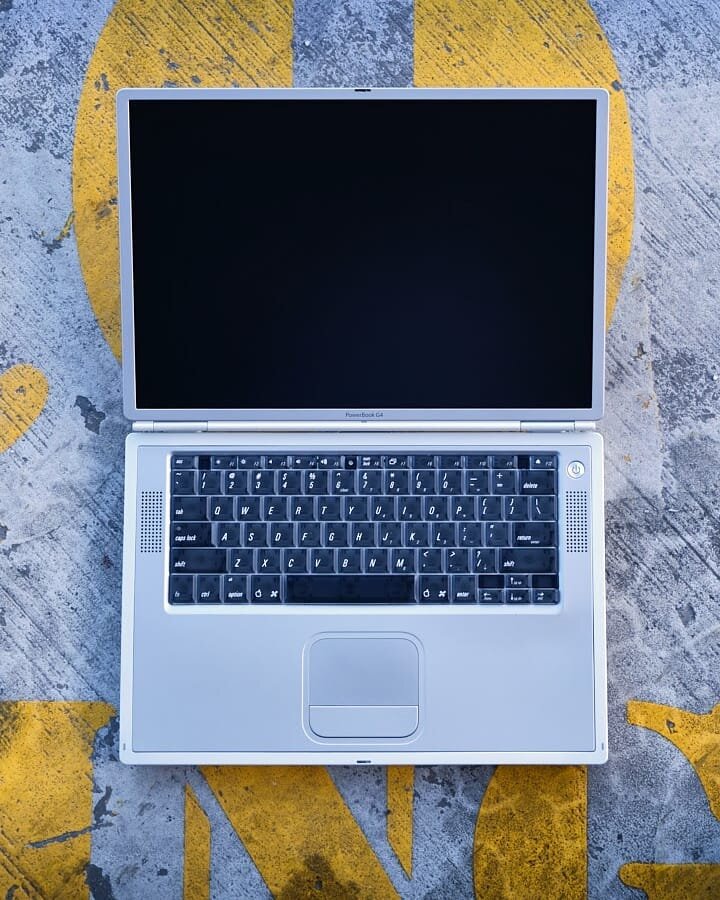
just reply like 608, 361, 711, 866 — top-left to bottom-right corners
286, 575, 416, 603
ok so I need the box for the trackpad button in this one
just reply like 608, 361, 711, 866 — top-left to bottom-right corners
310, 705, 418, 738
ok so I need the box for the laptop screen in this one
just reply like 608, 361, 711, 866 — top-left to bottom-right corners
126, 95, 600, 414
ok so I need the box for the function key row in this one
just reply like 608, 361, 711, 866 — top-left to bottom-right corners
171, 453, 558, 471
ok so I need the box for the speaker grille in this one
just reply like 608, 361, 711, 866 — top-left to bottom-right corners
139, 490, 163, 553
565, 490, 589, 553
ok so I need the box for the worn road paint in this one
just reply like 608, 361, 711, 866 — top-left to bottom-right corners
72, 0, 293, 361
473, 765, 587, 898
184, 784, 211, 900
0, 702, 113, 899
201, 766, 399, 898
414, 0, 634, 325
0, 364, 48, 453
620, 862, 720, 898
387, 766, 414, 878
627, 700, 720, 821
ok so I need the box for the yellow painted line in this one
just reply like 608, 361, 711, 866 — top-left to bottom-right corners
387, 765, 414, 877
620, 863, 720, 899
473, 765, 587, 898
414, 0, 635, 326
184, 785, 211, 900
72, 0, 293, 361
0, 364, 48, 453
627, 700, 720, 822
201, 766, 399, 897
0, 702, 113, 899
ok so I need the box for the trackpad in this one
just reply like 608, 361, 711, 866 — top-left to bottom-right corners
308, 636, 419, 739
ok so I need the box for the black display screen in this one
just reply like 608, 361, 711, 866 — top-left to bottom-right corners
127, 97, 598, 411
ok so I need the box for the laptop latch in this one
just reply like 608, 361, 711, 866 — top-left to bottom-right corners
520, 421, 596, 432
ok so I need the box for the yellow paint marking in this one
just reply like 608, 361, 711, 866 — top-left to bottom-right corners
184, 785, 211, 900
0, 364, 48, 453
473, 766, 586, 898
627, 700, 720, 822
414, 0, 635, 325
387, 766, 414, 877
0, 702, 113, 899
202, 766, 399, 898
620, 863, 720, 898
73, 0, 293, 360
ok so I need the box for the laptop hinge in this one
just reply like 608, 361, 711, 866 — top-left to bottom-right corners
132, 421, 209, 432
133, 420, 596, 433
520, 421, 597, 432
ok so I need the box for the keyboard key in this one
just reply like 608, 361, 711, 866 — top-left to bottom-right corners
438, 470, 463, 494
215, 524, 241, 546
337, 549, 362, 573
506, 589, 531, 604
343, 497, 369, 521
371, 498, 396, 521
423, 497, 448, 520
317, 455, 342, 469
322, 523, 348, 547
332, 471, 356, 494
297, 523, 321, 546
236, 497, 261, 520
519, 470, 556, 494
419, 575, 449, 603
343, 456, 357, 469
378, 523, 402, 547
244, 524, 267, 547
172, 470, 196, 494
530, 454, 557, 469
398, 497, 422, 520
458, 523, 483, 547
283, 549, 308, 572
262, 497, 288, 521
512, 522, 556, 547
303, 470, 328, 494
229, 549, 253, 573
533, 588, 559, 604
412, 470, 436, 494
237, 455, 263, 469
477, 574, 504, 588
452, 575, 476, 603
197, 455, 211, 470
420, 549, 442, 572
279, 471, 302, 494
465, 455, 489, 468
287, 575, 415, 603
290, 497, 315, 521
533, 574, 559, 589
472, 549, 497, 573
251, 470, 276, 494
451, 497, 476, 520
431, 523, 456, 547
492, 470, 517, 494
506, 574, 530, 588
171, 549, 227, 573
478, 496, 502, 520
292, 455, 317, 468
223, 575, 248, 603
403, 523, 429, 547
172, 497, 207, 521
384, 470, 409, 494
485, 522, 509, 547
410, 455, 436, 468
364, 549, 389, 572
491, 455, 516, 469
350, 524, 375, 547
198, 470, 221, 495
172, 523, 212, 547
359, 455, 382, 468
265, 455, 290, 469
268, 524, 294, 547
212, 455, 237, 469
530, 496, 556, 521
256, 549, 281, 573
382, 455, 409, 468
251, 575, 282, 602
197, 575, 221, 603
209, 497, 234, 521
310, 549, 335, 572
444, 548, 469, 573
500, 548, 557, 573
317, 497, 341, 520
503, 496, 528, 521
438, 454, 463, 469
224, 471, 247, 493
171, 455, 196, 469
169, 574, 194, 603
465, 470, 489, 494
359, 470, 383, 494
390, 549, 415, 574
479, 589, 503, 604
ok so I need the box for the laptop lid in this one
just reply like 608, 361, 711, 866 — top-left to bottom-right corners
116, 87, 608, 424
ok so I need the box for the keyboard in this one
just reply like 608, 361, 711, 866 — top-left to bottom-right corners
168, 452, 560, 606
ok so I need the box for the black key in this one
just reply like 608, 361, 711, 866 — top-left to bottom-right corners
533, 588, 559, 604
237, 455, 263, 469
382, 455, 409, 468
198, 470, 221, 495
438, 454, 463, 469
317, 496, 341, 520
171, 549, 226, 574
169, 574, 194, 603
173, 470, 196, 494
197, 455, 211, 470
251, 575, 282, 602
506, 589, 531, 604
398, 497, 422, 520
223, 575, 248, 603
351, 524, 375, 547
431, 523, 456, 547
419, 575, 449, 603
500, 548, 557, 573
512, 522, 557, 547
519, 470, 556, 495
438, 470, 463, 494
371, 497, 396, 521
412, 470, 436, 494
304, 470, 328, 494
458, 523, 483, 547
212, 455, 237, 469
209, 497, 234, 521
279, 471, 302, 494
265, 455, 290, 469
420, 548, 442, 572
479, 589, 503, 604
392, 549, 415, 573
172, 523, 212, 547
410, 455, 436, 468
533, 574, 559, 589
479, 496, 502, 520
197, 575, 221, 603
491, 455, 516, 469
292, 455, 317, 468
423, 497, 448, 520
384, 470, 409, 494
290, 497, 315, 521
215, 523, 241, 547
504, 496, 528, 521
256, 549, 281, 573
322, 523, 348, 547
332, 471, 357, 494
243, 523, 267, 547
229, 549, 253, 573
465, 470, 489, 494
268, 524, 294, 547
485, 522, 509, 548
283, 549, 307, 572
287, 575, 415, 603
171, 455, 196, 469
477, 574, 504, 588
172, 497, 207, 521
444, 548, 468, 573
311, 549, 335, 572
344, 456, 357, 469
452, 575, 476, 603
297, 523, 321, 546
337, 549, 362, 573
359, 470, 383, 494
343, 497, 369, 521
262, 497, 288, 521
492, 470, 517, 494
224, 471, 248, 494
236, 497, 261, 520
451, 497, 476, 521
472, 549, 497, 573
465, 455, 489, 468
250, 470, 276, 494
378, 523, 402, 547
317, 455, 342, 469
531, 496, 556, 521
362, 548, 387, 572
516, 456, 531, 470
403, 523, 429, 547
359, 455, 382, 468
530, 454, 557, 469
506, 574, 530, 588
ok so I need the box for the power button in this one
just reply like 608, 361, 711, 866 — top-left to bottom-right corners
567, 461, 585, 479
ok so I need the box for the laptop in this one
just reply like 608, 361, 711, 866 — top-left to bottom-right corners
117, 87, 608, 765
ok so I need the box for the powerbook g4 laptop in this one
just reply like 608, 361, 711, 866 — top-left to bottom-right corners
118, 87, 608, 764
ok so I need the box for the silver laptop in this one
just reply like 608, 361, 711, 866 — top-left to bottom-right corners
118, 87, 608, 765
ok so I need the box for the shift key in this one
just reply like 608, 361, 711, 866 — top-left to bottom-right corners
500, 548, 556, 573
171, 549, 227, 573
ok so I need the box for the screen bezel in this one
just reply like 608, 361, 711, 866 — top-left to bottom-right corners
117, 87, 608, 423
